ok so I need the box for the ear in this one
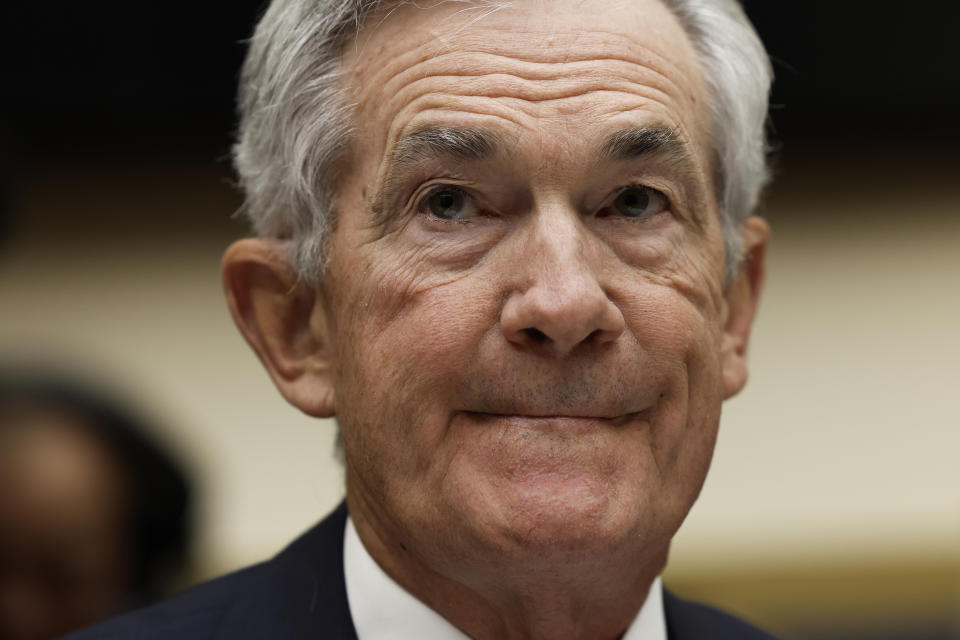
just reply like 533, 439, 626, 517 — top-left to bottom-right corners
721, 216, 769, 399
222, 238, 336, 418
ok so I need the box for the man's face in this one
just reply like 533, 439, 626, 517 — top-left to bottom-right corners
305, 0, 757, 575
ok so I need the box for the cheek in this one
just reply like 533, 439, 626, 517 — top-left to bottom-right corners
333, 256, 498, 447
365, 271, 490, 376
621, 276, 725, 473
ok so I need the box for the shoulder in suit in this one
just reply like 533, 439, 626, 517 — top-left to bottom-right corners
63, 503, 357, 640
65, 503, 776, 639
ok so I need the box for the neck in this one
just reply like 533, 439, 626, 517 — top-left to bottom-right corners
346, 490, 667, 640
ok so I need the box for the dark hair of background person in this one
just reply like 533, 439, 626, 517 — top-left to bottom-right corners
0, 372, 193, 639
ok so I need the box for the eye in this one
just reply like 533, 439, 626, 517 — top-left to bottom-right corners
606, 185, 669, 219
422, 186, 476, 221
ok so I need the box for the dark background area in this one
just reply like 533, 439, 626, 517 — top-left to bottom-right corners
3, 2, 959, 156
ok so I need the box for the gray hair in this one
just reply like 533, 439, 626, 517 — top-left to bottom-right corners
233, 0, 772, 284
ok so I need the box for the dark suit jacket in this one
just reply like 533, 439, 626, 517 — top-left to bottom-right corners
66, 503, 777, 639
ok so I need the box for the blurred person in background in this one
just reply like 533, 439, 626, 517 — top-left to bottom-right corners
0, 374, 192, 640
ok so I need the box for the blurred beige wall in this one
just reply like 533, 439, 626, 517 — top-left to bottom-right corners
2, 148, 958, 634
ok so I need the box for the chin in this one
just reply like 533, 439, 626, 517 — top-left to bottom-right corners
456, 468, 652, 557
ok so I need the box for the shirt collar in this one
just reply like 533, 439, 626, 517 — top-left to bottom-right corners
344, 516, 666, 640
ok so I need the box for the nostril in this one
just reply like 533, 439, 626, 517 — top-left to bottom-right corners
523, 327, 548, 342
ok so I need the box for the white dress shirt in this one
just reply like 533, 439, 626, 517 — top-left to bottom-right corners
344, 517, 667, 640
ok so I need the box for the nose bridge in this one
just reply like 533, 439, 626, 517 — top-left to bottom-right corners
500, 202, 625, 354
527, 203, 596, 289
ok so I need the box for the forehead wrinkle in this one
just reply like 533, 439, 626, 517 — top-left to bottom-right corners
345, 1, 710, 145
369, 80, 693, 167
374, 51, 688, 110
347, 7, 703, 97
355, 19, 698, 86
360, 57, 700, 158
350, 33, 707, 156
377, 47, 688, 84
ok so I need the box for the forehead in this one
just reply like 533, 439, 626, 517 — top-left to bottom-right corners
343, 0, 710, 167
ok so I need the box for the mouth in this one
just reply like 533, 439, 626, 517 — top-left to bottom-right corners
464, 411, 641, 430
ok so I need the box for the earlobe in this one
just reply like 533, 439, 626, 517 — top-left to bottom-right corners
222, 239, 336, 418
721, 217, 769, 399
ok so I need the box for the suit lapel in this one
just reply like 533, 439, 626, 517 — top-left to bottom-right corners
664, 589, 706, 640
663, 588, 775, 640
214, 502, 358, 639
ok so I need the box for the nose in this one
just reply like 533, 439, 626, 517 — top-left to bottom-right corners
500, 213, 625, 356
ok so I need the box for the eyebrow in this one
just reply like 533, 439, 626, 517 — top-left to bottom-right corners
369, 125, 504, 224
392, 125, 502, 167
600, 126, 692, 164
